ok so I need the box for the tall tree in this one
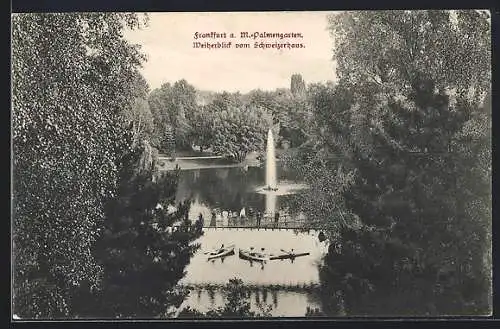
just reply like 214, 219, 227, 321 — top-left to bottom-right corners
210, 103, 273, 163
245, 88, 311, 148
302, 10, 491, 316
148, 80, 199, 153
12, 13, 148, 318
121, 73, 157, 146
290, 73, 306, 98
122, 98, 155, 145
189, 105, 215, 152
89, 138, 202, 318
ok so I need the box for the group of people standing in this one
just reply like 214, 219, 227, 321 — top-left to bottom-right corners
204, 207, 282, 228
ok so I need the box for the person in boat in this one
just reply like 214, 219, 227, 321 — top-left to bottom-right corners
217, 244, 225, 254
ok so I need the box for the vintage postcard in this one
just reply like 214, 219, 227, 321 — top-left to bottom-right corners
11, 10, 492, 320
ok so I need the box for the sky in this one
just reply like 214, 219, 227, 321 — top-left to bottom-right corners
123, 12, 338, 93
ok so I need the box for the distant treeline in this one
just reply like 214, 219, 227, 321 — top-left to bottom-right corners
130, 73, 315, 162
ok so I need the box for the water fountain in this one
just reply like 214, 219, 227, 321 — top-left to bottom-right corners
256, 129, 308, 196
255, 129, 309, 217
264, 129, 278, 191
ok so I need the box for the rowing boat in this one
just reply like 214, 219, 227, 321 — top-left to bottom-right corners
207, 244, 235, 260
269, 252, 310, 260
238, 249, 269, 262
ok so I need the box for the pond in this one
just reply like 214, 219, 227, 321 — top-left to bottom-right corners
170, 164, 327, 317
174, 165, 304, 220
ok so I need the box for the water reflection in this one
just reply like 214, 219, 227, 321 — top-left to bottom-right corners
265, 193, 277, 218
207, 288, 215, 305
176, 167, 302, 221
180, 287, 322, 317
172, 165, 324, 317
272, 291, 278, 308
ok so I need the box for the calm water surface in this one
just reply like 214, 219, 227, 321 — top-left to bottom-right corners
178, 229, 327, 316
180, 229, 327, 286
175, 166, 302, 218
172, 165, 326, 316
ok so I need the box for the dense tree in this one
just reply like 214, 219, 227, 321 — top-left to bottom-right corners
122, 98, 155, 145
146, 77, 315, 156
282, 82, 356, 233
86, 138, 202, 318
290, 73, 306, 98
148, 80, 199, 153
148, 84, 173, 152
245, 87, 311, 148
210, 91, 244, 110
296, 10, 491, 316
12, 13, 148, 318
120, 73, 157, 146
210, 103, 273, 162
189, 105, 215, 152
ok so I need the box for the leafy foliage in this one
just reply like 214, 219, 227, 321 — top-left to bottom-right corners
12, 12, 147, 318
291, 73, 306, 98
294, 10, 491, 316
148, 76, 313, 157
88, 140, 202, 318
189, 105, 215, 152
244, 87, 311, 148
209, 101, 273, 162
123, 98, 155, 145
148, 80, 199, 152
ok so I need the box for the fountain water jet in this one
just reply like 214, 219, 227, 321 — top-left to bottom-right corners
255, 129, 308, 196
264, 129, 278, 191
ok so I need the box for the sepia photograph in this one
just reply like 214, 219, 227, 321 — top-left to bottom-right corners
11, 10, 492, 320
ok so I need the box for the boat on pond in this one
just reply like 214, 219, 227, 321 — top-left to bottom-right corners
238, 248, 270, 262
269, 249, 310, 260
206, 244, 235, 260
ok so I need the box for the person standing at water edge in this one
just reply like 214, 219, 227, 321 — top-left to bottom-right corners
197, 213, 204, 231
274, 211, 280, 226
216, 210, 222, 224
210, 210, 216, 227
222, 210, 229, 226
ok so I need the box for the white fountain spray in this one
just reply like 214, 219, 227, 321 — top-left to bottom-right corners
265, 129, 278, 191
257, 128, 308, 216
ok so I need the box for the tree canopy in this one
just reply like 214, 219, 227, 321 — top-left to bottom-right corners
12, 13, 202, 319
292, 10, 491, 316
12, 13, 149, 317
